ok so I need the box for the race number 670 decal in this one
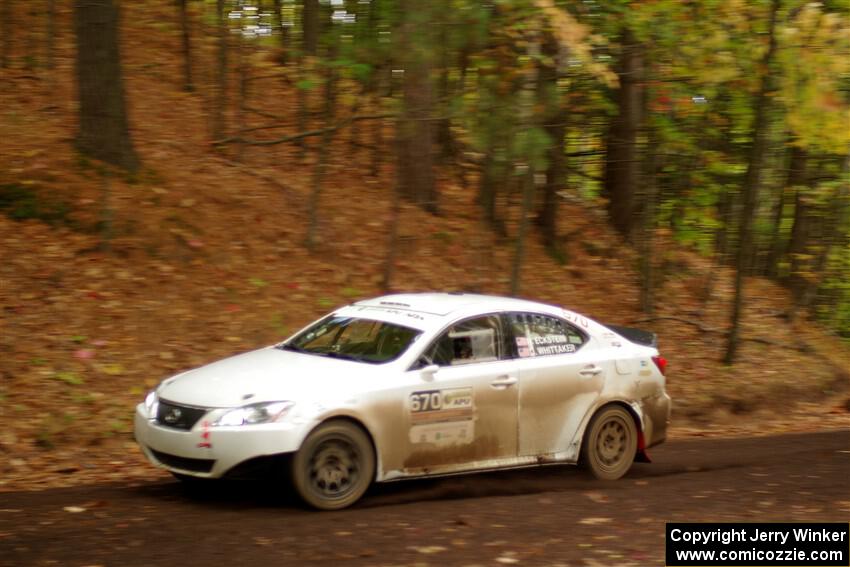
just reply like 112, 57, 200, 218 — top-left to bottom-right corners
409, 388, 473, 414
410, 390, 443, 412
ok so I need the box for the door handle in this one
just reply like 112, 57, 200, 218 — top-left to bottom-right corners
579, 365, 603, 377
490, 375, 518, 388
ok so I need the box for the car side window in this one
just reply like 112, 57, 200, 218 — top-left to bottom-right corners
422, 315, 506, 367
508, 312, 586, 358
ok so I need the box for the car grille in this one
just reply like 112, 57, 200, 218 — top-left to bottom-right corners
155, 400, 208, 430
150, 449, 215, 473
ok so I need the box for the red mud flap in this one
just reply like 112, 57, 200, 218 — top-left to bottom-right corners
634, 430, 652, 463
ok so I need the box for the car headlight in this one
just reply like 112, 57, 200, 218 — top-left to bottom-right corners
144, 390, 159, 417
213, 401, 294, 427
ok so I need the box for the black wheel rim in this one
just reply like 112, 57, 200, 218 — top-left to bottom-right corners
307, 436, 361, 501
595, 416, 630, 470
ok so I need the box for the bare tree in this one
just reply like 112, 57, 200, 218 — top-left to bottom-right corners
1, 0, 12, 69
177, 0, 194, 92
212, 0, 228, 141
509, 26, 541, 296
395, 0, 437, 213
380, 179, 402, 292
272, 0, 289, 65
46, 0, 57, 69
74, 0, 138, 171
302, 0, 319, 57
724, 0, 780, 365
305, 46, 339, 251
538, 34, 567, 256
603, 28, 644, 241
297, 0, 320, 159
785, 146, 810, 304
24, 1, 36, 69
640, 138, 661, 314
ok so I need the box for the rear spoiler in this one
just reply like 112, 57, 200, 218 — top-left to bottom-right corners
603, 324, 658, 348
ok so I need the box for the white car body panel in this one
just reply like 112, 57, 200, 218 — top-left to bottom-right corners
156, 347, 378, 408
134, 293, 671, 484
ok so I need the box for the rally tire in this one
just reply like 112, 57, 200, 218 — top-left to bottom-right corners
581, 405, 638, 480
291, 420, 375, 510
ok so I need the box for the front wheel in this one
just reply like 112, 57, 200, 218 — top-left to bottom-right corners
581, 405, 638, 480
291, 420, 375, 510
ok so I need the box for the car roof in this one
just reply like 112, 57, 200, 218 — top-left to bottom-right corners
336, 292, 612, 341
353, 292, 562, 317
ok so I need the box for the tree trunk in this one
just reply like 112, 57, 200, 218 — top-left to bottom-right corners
723, 0, 780, 365
296, 61, 309, 159
511, 170, 536, 296
273, 0, 288, 65
539, 111, 566, 256
302, 0, 318, 57
785, 146, 810, 304
790, 154, 849, 318
380, 179, 402, 292
297, 0, 319, 160
74, 0, 138, 171
435, 15, 455, 164
47, 0, 56, 70
371, 70, 385, 177
371, 66, 391, 178
349, 84, 362, 154
99, 171, 113, 252
371, 115, 383, 177
640, 140, 660, 315
235, 32, 248, 162
177, 0, 193, 92
46, 0, 58, 99
212, 0, 228, 141
305, 47, 338, 252
24, 1, 36, 69
811, 153, 850, 316
478, 151, 504, 237
714, 187, 735, 264
764, 168, 788, 277
509, 28, 540, 297
603, 28, 643, 241
1, 0, 11, 69
395, 0, 437, 213
537, 36, 566, 256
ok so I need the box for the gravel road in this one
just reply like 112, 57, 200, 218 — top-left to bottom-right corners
1, 429, 848, 567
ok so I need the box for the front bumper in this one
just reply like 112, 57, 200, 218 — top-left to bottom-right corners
133, 404, 313, 478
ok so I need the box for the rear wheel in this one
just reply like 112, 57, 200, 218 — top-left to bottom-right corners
291, 420, 375, 510
581, 405, 637, 480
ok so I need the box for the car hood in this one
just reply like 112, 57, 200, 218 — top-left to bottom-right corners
157, 346, 377, 408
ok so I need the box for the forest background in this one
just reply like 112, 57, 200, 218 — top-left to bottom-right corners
0, 0, 848, 491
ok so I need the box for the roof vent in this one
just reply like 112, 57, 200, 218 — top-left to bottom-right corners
379, 301, 411, 307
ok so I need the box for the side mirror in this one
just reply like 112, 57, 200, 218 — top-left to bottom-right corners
420, 364, 439, 381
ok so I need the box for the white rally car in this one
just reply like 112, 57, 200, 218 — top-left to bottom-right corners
135, 293, 670, 509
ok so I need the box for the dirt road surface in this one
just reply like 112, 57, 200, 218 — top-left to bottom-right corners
1, 430, 848, 567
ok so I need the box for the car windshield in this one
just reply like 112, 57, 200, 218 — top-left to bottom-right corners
279, 316, 422, 364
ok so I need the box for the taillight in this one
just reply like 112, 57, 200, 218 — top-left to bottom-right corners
652, 355, 667, 376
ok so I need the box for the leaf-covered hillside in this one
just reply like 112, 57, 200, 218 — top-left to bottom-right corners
0, 0, 847, 491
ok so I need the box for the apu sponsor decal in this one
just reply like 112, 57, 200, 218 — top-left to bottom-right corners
409, 388, 473, 419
